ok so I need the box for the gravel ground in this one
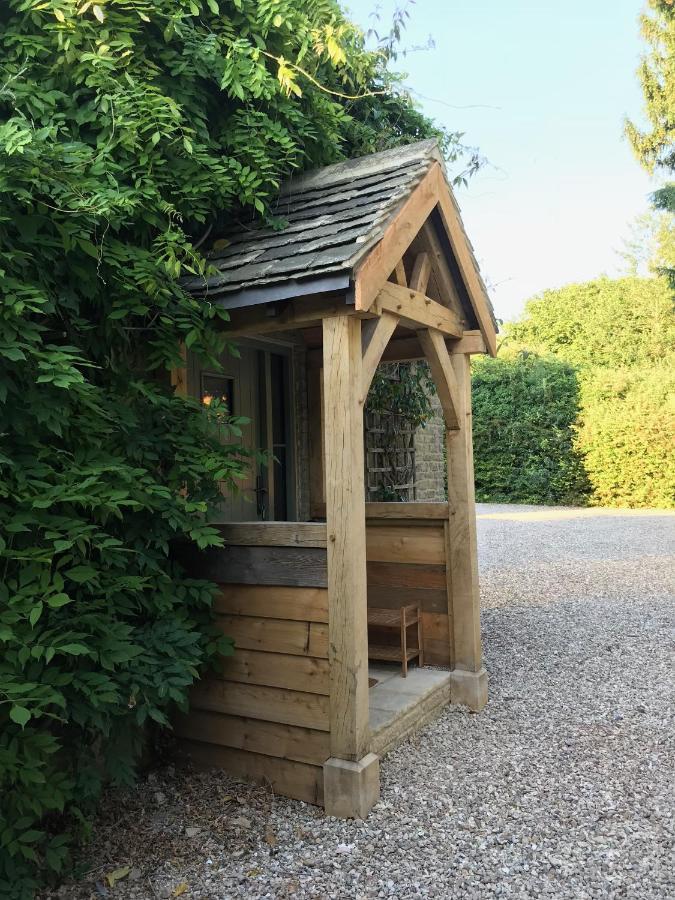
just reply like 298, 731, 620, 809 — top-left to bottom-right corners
49, 504, 675, 900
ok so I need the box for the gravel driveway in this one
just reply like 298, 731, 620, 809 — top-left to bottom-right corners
53, 505, 675, 900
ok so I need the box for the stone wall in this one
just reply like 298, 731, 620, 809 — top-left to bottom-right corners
413, 390, 446, 501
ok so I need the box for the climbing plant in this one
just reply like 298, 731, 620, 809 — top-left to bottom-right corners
0, 1, 473, 894
365, 363, 436, 500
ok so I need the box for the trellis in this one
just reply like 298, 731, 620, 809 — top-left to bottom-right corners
365, 409, 416, 501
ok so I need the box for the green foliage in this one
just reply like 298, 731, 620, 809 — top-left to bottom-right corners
367, 362, 435, 430
508, 277, 674, 370
491, 276, 675, 509
651, 183, 675, 288
366, 363, 436, 502
578, 362, 675, 509
471, 354, 590, 505
625, 0, 675, 173
0, 0, 459, 894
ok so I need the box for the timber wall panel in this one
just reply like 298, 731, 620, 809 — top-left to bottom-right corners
180, 741, 324, 805
219, 649, 330, 694
176, 537, 331, 805
215, 585, 328, 622
365, 513, 452, 666
175, 710, 330, 766
215, 614, 329, 658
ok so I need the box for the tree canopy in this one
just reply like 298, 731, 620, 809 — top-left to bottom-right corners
625, 0, 675, 173
0, 2, 461, 894
488, 275, 675, 510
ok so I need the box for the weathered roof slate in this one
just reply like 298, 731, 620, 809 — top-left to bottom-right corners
183, 139, 493, 322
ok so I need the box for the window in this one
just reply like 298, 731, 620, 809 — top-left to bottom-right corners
201, 373, 234, 413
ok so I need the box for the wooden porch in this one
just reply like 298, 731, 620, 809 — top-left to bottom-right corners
174, 140, 497, 817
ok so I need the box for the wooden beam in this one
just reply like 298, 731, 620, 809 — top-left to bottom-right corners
430, 166, 497, 356
307, 364, 325, 516
420, 220, 464, 320
409, 252, 432, 294
449, 330, 486, 355
392, 260, 407, 287
322, 315, 370, 761
375, 282, 462, 338
224, 295, 366, 338
307, 329, 488, 368
354, 163, 442, 311
445, 353, 484, 675
360, 311, 399, 399
216, 522, 327, 548
417, 328, 461, 430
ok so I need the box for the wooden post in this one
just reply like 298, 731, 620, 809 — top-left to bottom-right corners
445, 351, 487, 710
307, 365, 325, 518
321, 314, 379, 817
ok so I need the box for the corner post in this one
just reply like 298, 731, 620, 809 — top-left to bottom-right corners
446, 351, 488, 710
321, 314, 379, 817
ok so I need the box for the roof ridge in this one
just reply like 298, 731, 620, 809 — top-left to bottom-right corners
279, 139, 442, 196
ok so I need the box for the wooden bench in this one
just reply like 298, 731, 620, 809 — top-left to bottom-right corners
367, 604, 424, 677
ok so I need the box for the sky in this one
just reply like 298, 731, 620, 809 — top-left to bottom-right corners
343, 0, 657, 322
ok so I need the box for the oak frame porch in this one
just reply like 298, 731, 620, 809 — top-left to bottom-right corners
176, 141, 497, 818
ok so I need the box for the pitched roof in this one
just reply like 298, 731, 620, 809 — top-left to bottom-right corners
183, 140, 494, 327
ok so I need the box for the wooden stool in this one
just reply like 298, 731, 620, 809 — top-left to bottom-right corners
367, 604, 424, 677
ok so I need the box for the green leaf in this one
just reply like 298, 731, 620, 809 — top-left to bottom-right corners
47, 593, 73, 608
9, 706, 31, 727
64, 565, 97, 583
58, 643, 92, 656
29, 602, 43, 627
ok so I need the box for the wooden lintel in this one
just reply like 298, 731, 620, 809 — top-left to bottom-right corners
307, 328, 487, 368
224, 295, 370, 339
375, 282, 462, 338
409, 252, 432, 295
417, 328, 461, 430
360, 311, 399, 400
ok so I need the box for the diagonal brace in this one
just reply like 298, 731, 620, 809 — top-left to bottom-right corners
360, 311, 399, 400
417, 328, 461, 430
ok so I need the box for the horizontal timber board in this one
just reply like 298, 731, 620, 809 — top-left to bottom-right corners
196, 545, 327, 587
365, 502, 449, 520
215, 522, 327, 548
367, 584, 448, 615
216, 615, 329, 658
366, 524, 446, 565
219, 648, 330, 695
190, 680, 330, 731
180, 741, 324, 805
214, 585, 329, 623
174, 710, 330, 765
367, 561, 447, 591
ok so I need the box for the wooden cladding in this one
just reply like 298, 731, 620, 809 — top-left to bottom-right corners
196, 544, 328, 587
365, 512, 452, 667
175, 532, 331, 805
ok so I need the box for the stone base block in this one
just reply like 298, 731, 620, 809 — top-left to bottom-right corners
323, 753, 380, 819
449, 667, 488, 711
